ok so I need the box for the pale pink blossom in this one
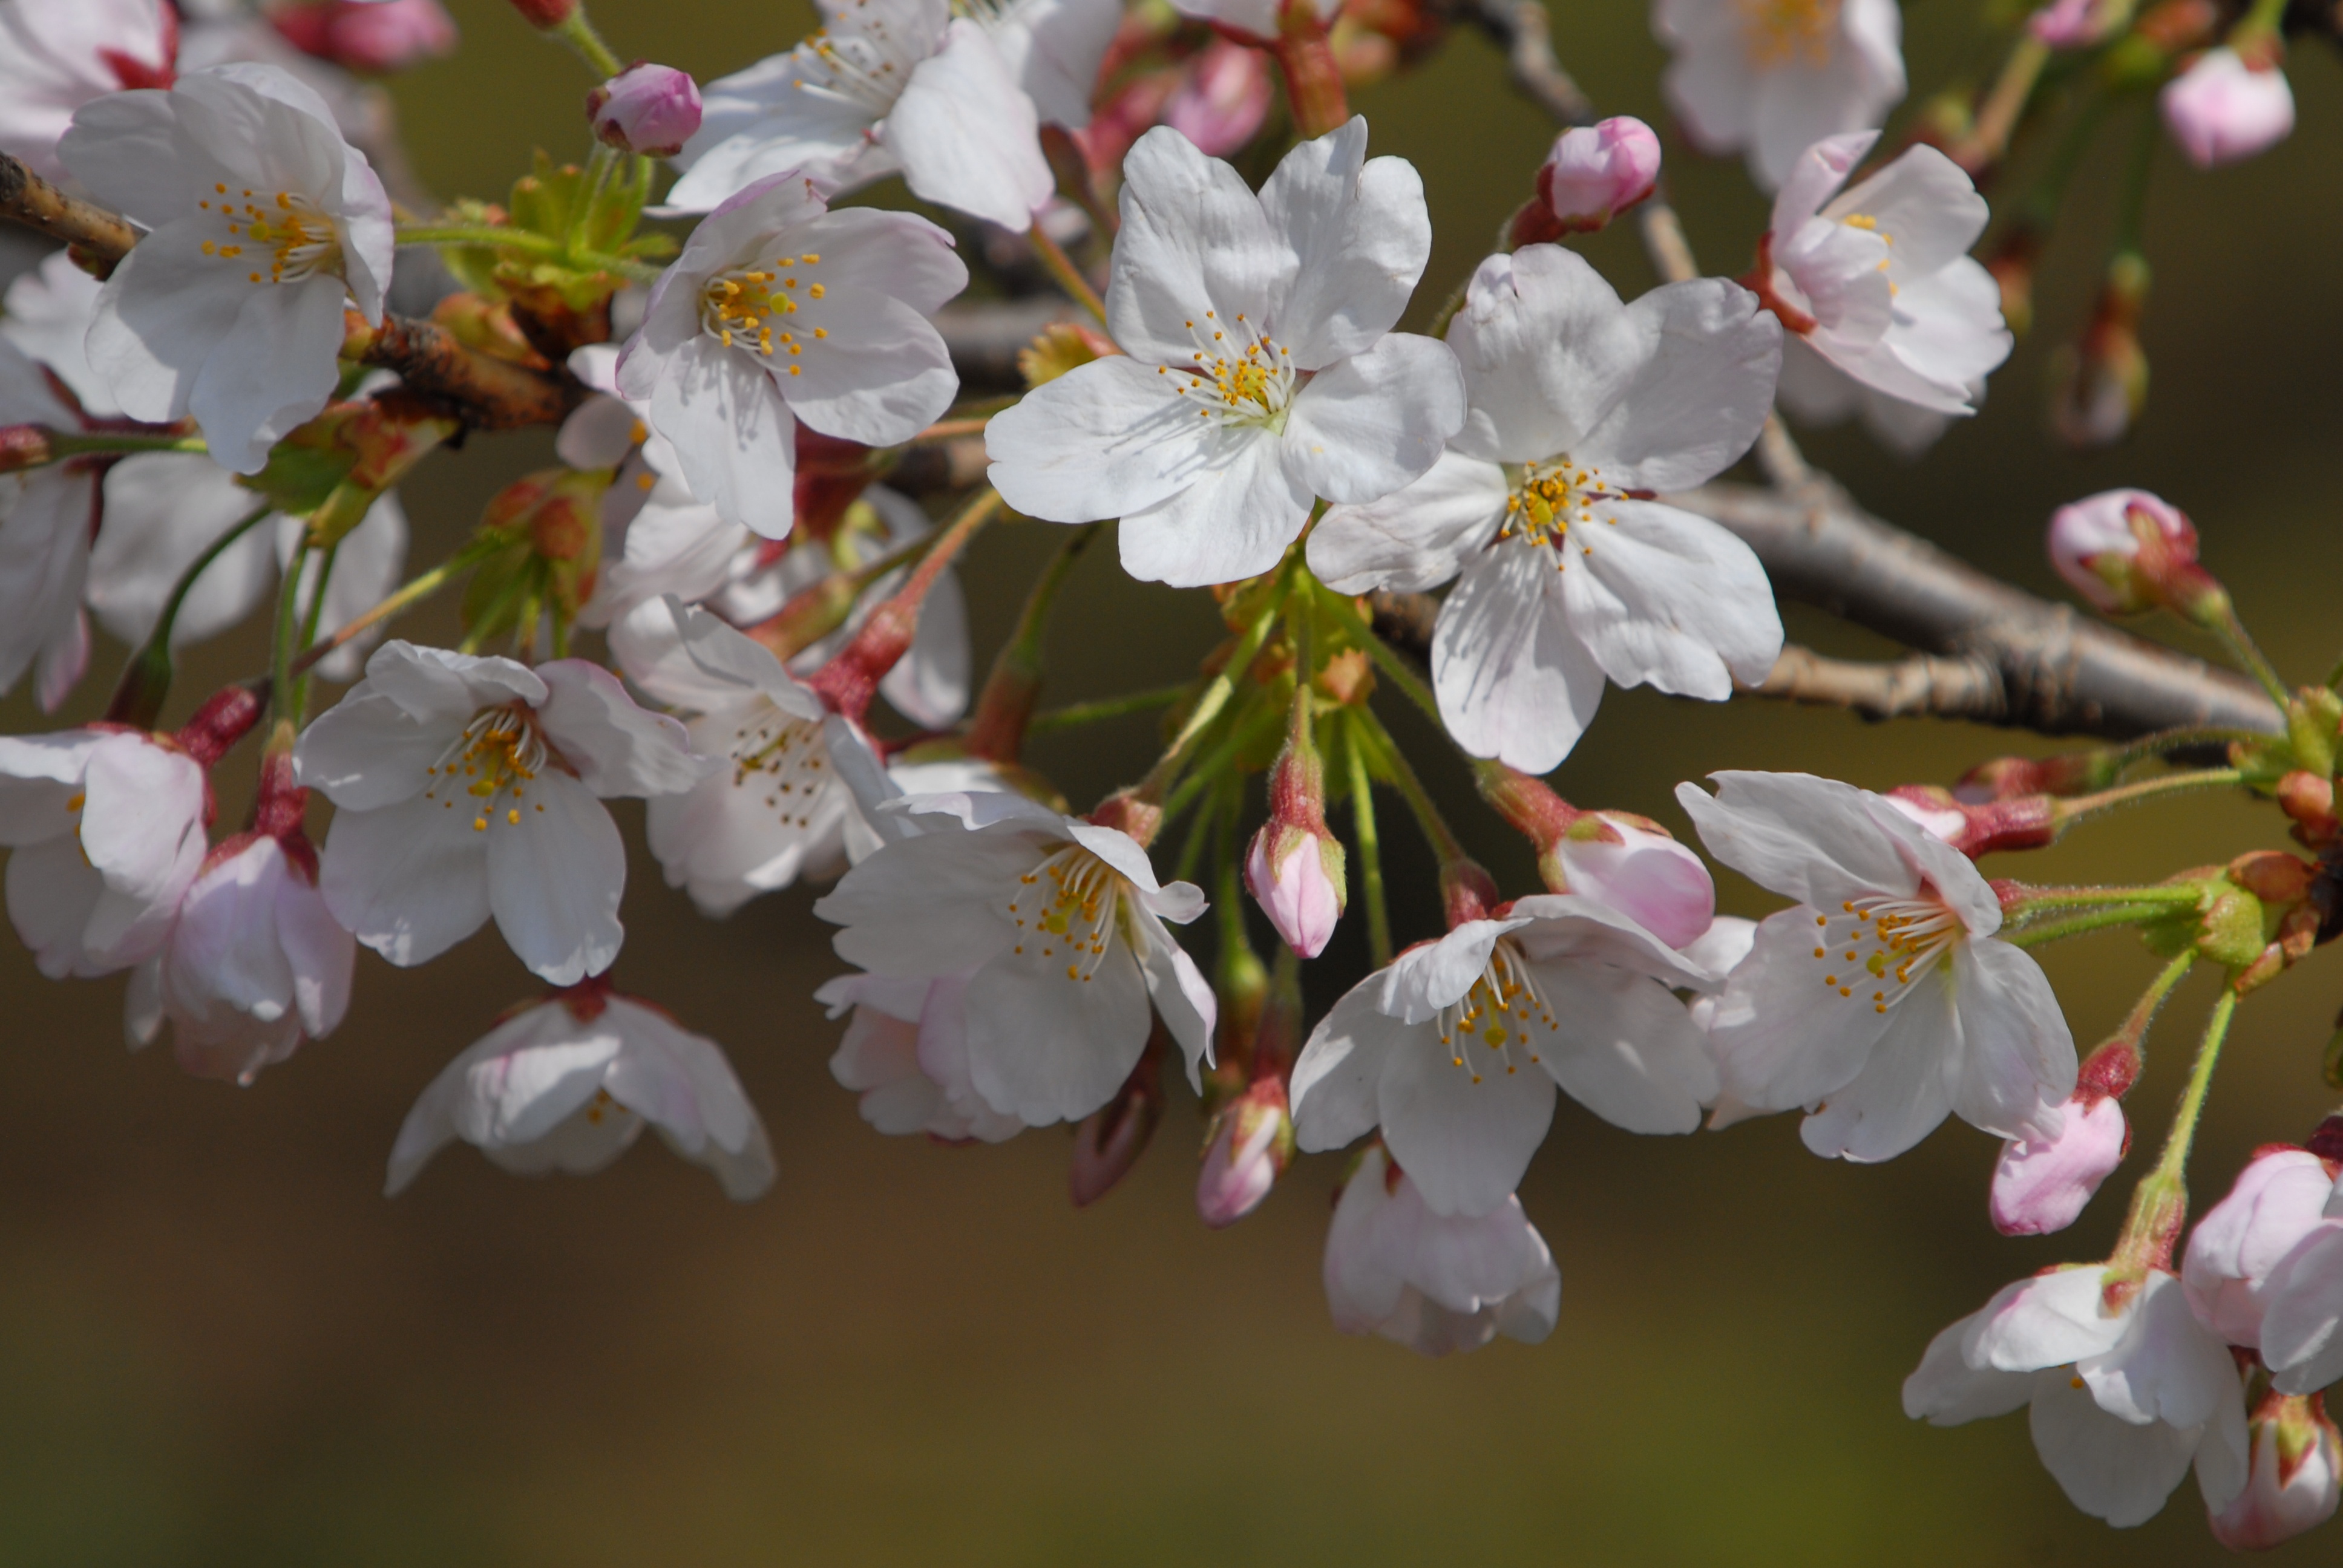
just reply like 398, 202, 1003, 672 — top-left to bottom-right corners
821, 969, 1027, 1143
2210, 1391, 2341, 1550
2183, 1149, 2339, 1349
1168, 0, 1336, 44
1653, 0, 1904, 191
1536, 117, 1660, 234
1196, 1076, 1291, 1227
1161, 39, 1271, 157
1322, 1143, 1559, 1356
1990, 1093, 2127, 1236
1245, 823, 1344, 959
2161, 48, 2295, 170
2047, 488, 2197, 615
589, 62, 701, 157
269, 0, 457, 74
1547, 814, 1714, 950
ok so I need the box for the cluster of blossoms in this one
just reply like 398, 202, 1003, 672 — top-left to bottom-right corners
0, 0, 2337, 1545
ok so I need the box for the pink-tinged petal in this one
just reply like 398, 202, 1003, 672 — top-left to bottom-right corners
964, 936, 1151, 1125
90, 454, 280, 649
77, 734, 205, 912
1544, 820, 1715, 951
2184, 1149, 2338, 1347
319, 789, 491, 967
1557, 498, 1782, 700
1823, 143, 1990, 283
1247, 831, 1342, 958
991, 0, 1120, 128
1675, 771, 1930, 910
1280, 332, 1463, 506
533, 659, 706, 799
828, 986, 948, 1135
1104, 126, 1291, 368
1577, 280, 1780, 492
2160, 48, 2295, 169
482, 768, 626, 986
1991, 1093, 2126, 1237
776, 285, 960, 449
274, 864, 353, 1037
663, 53, 883, 215
1291, 980, 1409, 1153
1947, 936, 2077, 1140
1307, 451, 1507, 596
1502, 893, 1712, 987
1375, 918, 1521, 1022
649, 337, 801, 540
1972, 1266, 2126, 1370
1113, 428, 1313, 589
886, 21, 1052, 232
984, 354, 1222, 524
1257, 120, 1431, 368
1377, 1029, 1556, 1218
1529, 961, 1715, 1132
1446, 246, 1640, 466
2264, 1227, 2343, 1396
5, 835, 106, 978
1431, 538, 1605, 774
1903, 1308, 2035, 1425
2079, 1272, 2236, 1430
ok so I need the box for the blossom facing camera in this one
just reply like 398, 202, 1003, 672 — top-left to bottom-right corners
1196, 1076, 1292, 1227
589, 62, 701, 157
1322, 1144, 1559, 1356
57, 63, 395, 474
2046, 488, 2209, 617
387, 981, 776, 1200
1652, 0, 1905, 191
1513, 117, 1660, 244
2211, 1391, 2342, 1550
2161, 48, 2295, 170
1988, 1091, 2126, 1236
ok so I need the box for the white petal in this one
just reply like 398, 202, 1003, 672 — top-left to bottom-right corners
886, 21, 1053, 232
984, 354, 1219, 524
1446, 246, 1637, 465
649, 338, 801, 541
778, 285, 960, 449
1698, 905, 1889, 1114
1256, 120, 1430, 368
964, 938, 1151, 1125
1281, 333, 1464, 506
1904, 1310, 2034, 1425
534, 659, 706, 799
319, 791, 491, 967
88, 455, 277, 648
1575, 280, 1780, 492
483, 769, 626, 986
1430, 539, 1605, 774
1555, 498, 1783, 698
1946, 938, 2077, 1142
1104, 126, 1291, 368
1797, 964, 1956, 1161
1290, 978, 1406, 1152
1113, 427, 1313, 588
1378, 1025, 1556, 1218
1306, 451, 1506, 595
1530, 961, 1715, 1132
1375, 918, 1521, 1022
2027, 1371, 2197, 1528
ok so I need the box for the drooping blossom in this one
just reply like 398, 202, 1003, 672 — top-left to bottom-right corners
813, 791, 1215, 1127
1679, 771, 2077, 1161
2161, 48, 2295, 170
988, 120, 1465, 589
663, 0, 1069, 230
293, 641, 707, 985
588, 62, 701, 157
1652, 0, 1904, 191
615, 172, 965, 541
0, 0, 178, 182
57, 63, 395, 474
821, 969, 1027, 1143
1197, 1076, 1291, 1227
2211, 1390, 2342, 1550
387, 981, 776, 1200
1322, 1143, 1560, 1356
1246, 823, 1344, 960
1990, 1091, 2127, 1236
2264, 1220, 2343, 1396
1749, 132, 2011, 421
1904, 1265, 2250, 1527
1308, 244, 1781, 773
2046, 488, 2201, 616
1289, 893, 1718, 1218
267, 0, 457, 76
2182, 1148, 2338, 1350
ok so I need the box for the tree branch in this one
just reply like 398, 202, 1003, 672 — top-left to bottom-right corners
0, 152, 135, 274
1738, 645, 2006, 722
1443, 0, 1594, 126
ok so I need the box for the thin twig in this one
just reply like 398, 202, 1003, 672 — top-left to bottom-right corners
0, 151, 136, 272
1448, 0, 1594, 125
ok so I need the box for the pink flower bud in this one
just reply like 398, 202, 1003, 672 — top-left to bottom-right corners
1196, 1077, 1292, 1227
1162, 39, 1271, 157
1990, 1093, 2128, 1236
2047, 488, 2202, 615
2184, 1147, 2340, 1345
1535, 117, 1659, 235
2161, 48, 2295, 170
1886, 785, 2057, 859
1546, 812, 1712, 949
2050, 254, 2149, 451
1245, 823, 1345, 958
1070, 1030, 1164, 1207
588, 62, 703, 158
271, 0, 456, 74
2026, 0, 2100, 47
2210, 1391, 2341, 1550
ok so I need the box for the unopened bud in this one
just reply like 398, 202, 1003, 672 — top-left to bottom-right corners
0, 424, 57, 473
1196, 1077, 1293, 1228
588, 62, 702, 157
2210, 1390, 2341, 1549
505, 0, 574, 29
271, 0, 457, 73
1163, 38, 1273, 157
2050, 253, 2149, 451
1547, 812, 1712, 947
2162, 47, 2295, 169
1991, 1090, 2128, 1236
1246, 822, 1345, 958
1887, 784, 2057, 858
1511, 117, 1660, 246
1955, 751, 2123, 803
1070, 1028, 1164, 1207
2046, 487, 2214, 617
2027, 0, 2102, 46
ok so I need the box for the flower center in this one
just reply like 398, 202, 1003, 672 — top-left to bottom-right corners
1499, 454, 1624, 570
1159, 310, 1296, 430
1006, 844, 1133, 984
1735, 0, 1840, 67
701, 252, 830, 379
1807, 886, 1967, 1013
1435, 938, 1556, 1085
423, 705, 554, 833
724, 705, 833, 832
197, 185, 344, 287
790, 13, 917, 115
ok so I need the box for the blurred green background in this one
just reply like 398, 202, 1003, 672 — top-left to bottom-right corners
4, 0, 2342, 1561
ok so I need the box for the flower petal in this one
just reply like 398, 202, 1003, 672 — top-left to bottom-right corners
1377, 1024, 1556, 1218
1104, 126, 1291, 368
1556, 498, 1783, 697
1306, 450, 1506, 595
1281, 332, 1464, 505
1113, 426, 1312, 588
482, 769, 626, 985
886, 20, 1052, 232
1431, 538, 1606, 774
1256, 119, 1430, 367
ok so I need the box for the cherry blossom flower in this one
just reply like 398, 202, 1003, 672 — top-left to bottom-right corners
821, 969, 1027, 1143
2161, 48, 2294, 170
2183, 1148, 2338, 1350
0, 0, 178, 183
125, 765, 352, 1085
1678, 770, 2077, 1162
293, 641, 707, 985
1990, 1091, 2127, 1236
1522, 117, 1660, 240
588, 62, 701, 157
615, 172, 965, 541
2212, 1390, 2341, 1549
0, 726, 208, 977
1750, 132, 2011, 421
663, 0, 1063, 230
387, 981, 776, 1200
1246, 822, 1343, 959
1322, 1143, 1560, 1356
1904, 1265, 2250, 1527
1289, 893, 1718, 1218
987, 120, 1466, 589
813, 791, 1215, 1126
1547, 812, 1715, 950
1308, 244, 1781, 773
1652, 0, 1904, 191
1773, 338, 1966, 456
1161, 38, 1273, 156
2264, 1221, 2343, 1396
1196, 1076, 1291, 1227
0, 337, 99, 711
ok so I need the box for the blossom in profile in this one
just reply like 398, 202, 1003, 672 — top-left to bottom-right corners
617, 172, 965, 541
1322, 1144, 1559, 1356
2182, 1148, 2338, 1350
387, 981, 776, 1200
1679, 771, 2076, 1161
988, 120, 1464, 589
1904, 1265, 2249, 1527
1516, 117, 1660, 241
2046, 488, 2203, 616
1652, 0, 1904, 191
58, 63, 395, 473
1309, 244, 1781, 773
1750, 132, 2011, 422
294, 641, 707, 985
1988, 1091, 2126, 1236
0, 0, 178, 181
2161, 48, 2294, 170
2210, 1390, 2341, 1550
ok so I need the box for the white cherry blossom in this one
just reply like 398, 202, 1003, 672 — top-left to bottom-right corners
0, 726, 207, 977
1904, 1266, 2249, 1527
1653, 0, 1905, 191
0, 337, 97, 710
616, 171, 965, 541
986, 120, 1466, 589
0, 0, 179, 183
813, 791, 1215, 1126
821, 969, 1027, 1143
293, 641, 707, 985
1289, 893, 1719, 1218
1679, 770, 2076, 1161
57, 62, 395, 474
1752, 132, 2011, 420
1309, 244, 1782, 773
1322, 1143, 1559, 1356
387, 982, 776, 1200
1774, 337, 1968, 456
664, 0, 1062, 230
2182, 1148, 2338, 1351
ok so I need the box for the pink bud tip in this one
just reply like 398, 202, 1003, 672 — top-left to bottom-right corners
1548, 814, 1712, 949
1990, 1094, 2127, 1236
272, 0, 457, 73
588, 62, 703, 158
2046, 488, 2197, 614
1245, 825, 1343, 959
2025, 0, 2099, 47
1535, 117, 1660, 236
1162, 39, 1272, 158
1196, 1080, 1291, 1229
2161, 48, 2295, 170
2210, 1395, 2341, 1550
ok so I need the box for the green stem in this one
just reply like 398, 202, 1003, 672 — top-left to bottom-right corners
2118, 949, 2198, 1068
1026, 685, 1185, 734
1027, 221, 1108, 328
2005, 881, 2208, 918
965, 522, 1099, 762
2051, 766, 2243, 829
2005, 904, 2179, 949
1314, 578, 1443, 730
1135, 589, 1285, 805
392, 224, 662, 283
1174, 774, 1235, 889
552, 6, 624, 77
2111, 103, 2158, 256
270, 543, 312, 728
2100, 726, 2266, 770
1350, 704, 1466, 866
2111, 984, 2237, 1272
289, 533, 505, 677
103, 501, 275, 725
291, 538, 340, 722
2210, 609, 2290, 708
47, 430, 208, 459
1343, 710, 1392, 967
2157, 985, 2240, 1181
1159, 694, 1278, 826
2023, 94, 2108, 229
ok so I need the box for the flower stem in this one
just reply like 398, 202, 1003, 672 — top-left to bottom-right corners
270, 543, 312, 728
1349, 703, 1466, 866
2050, 766, 2243, 829
807, 487, 1000, 722
289, 532, 505, 678
1134, 587, 1286, 805
746, 526, 940, 663
2210, 608, 2290, 708
552, 5, 624, 77
965, 522, 1099, 763
2005, 880, 2209, 918
102, 502, 276, 728
1955, 35, 2053, 173
2111, 101, 2159, 257
47, 430, 207, 459
2111, 983, 2237, 1273
1342, 709, 1392, 967
1027, 685, 1185, 735
291, 538, 341, 722
2005, 903, 2186, 949
2116, 949, 2198, 1073
1027, 222, 1108, 329
1312, 577, 1443, 730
